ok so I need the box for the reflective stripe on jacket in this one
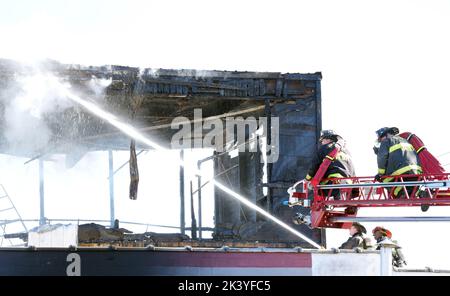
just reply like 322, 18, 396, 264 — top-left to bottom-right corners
377, 135, 422, 179
306, 139, 355, 181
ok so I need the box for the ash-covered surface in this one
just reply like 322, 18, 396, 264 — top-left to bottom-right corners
6, 222, 314, 248
76, 223, 317, 249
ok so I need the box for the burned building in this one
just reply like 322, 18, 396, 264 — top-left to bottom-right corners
0, 59, 324, 246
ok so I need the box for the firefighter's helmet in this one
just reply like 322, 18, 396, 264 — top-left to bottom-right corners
372, 226, 392, 238
319, 130, 341, 142
352, 222, 367, 234
376, 127, 399, 140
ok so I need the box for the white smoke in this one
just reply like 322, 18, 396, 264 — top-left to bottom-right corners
1, 69, 111, 155
11, 74, 72, 118
88, 76, 112, 97
2, 73, 72, 154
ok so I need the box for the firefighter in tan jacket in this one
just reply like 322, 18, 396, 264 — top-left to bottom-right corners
339, 222, 373, 250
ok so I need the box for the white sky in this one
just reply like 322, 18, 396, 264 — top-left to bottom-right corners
1, 0, 450, 268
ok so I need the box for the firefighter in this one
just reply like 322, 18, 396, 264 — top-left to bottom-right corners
372, 226, 407, 268
305, 130, 355, 200
373, 127, 428, 211
339, 222, 373, 250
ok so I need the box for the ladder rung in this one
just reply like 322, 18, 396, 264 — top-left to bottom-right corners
0, 185, 26, 236
0, 207, 14, 213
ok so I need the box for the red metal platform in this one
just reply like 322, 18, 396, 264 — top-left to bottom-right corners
288, 173, 450, 229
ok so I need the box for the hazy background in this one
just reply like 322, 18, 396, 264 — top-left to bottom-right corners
1, 0, 450, 268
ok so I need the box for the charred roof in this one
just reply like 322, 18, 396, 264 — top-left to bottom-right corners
0, 59, 321, 158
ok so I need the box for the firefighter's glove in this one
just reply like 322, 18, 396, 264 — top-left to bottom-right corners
374, 174, 383, 182
287, 186, 295, 196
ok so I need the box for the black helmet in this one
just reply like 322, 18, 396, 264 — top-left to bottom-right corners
319, 130, 341, 142
376, 127, 399, 140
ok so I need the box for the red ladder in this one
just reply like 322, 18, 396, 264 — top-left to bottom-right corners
288, 173, 450, 229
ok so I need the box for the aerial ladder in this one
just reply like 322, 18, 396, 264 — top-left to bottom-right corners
286, 131, 450, 229
287, 173, 450, 229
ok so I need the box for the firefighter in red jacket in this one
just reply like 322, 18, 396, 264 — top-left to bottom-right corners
305, 130, 356, 200
373, 127, 428, 211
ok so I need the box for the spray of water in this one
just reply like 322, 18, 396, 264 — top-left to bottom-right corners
57, 82, 321, 249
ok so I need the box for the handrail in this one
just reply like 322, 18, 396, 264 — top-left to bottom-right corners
0, 218, 214, 232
